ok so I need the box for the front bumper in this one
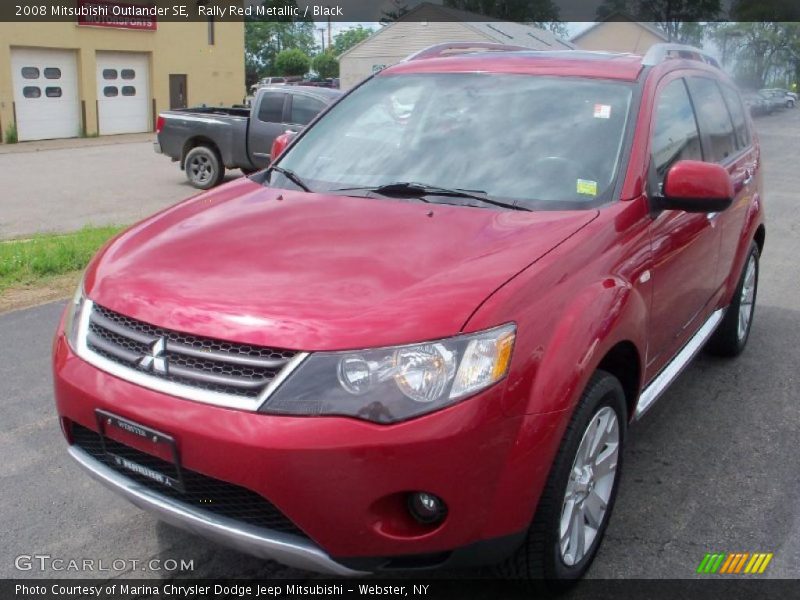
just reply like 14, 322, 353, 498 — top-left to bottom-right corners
68, 445, 363, 575
54, 330, 565, 570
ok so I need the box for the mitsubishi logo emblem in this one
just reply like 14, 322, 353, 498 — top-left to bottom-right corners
139, 337, 168, 374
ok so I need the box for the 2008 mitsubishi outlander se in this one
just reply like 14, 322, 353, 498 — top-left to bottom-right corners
53, 43, 765, 583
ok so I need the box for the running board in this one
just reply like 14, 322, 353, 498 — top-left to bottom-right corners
634, 308, 725, 420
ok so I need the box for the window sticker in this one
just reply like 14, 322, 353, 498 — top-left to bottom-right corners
593, 104, 612, 119
577, 179, 598, 196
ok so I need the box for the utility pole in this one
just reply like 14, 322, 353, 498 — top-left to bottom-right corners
318, 27, 325, 52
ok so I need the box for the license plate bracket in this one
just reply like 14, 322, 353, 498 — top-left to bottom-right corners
95, 409, 185, 493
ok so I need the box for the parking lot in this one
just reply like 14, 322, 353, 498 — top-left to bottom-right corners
0, 107, 798, 583
0, 135, 240, 239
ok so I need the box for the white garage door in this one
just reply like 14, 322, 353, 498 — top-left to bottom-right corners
11, 48, 81, 141
96, 52, 150, 135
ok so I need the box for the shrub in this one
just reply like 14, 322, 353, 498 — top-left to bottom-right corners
275, 49, 311, 77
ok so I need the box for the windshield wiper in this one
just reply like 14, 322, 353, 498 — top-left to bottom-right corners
333, 182, 529, 211
268, 166, 312, 192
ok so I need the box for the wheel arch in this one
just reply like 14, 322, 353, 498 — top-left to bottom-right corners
181, 136, 221, 169
754, 223, 766, 255
595, 341, 641, 422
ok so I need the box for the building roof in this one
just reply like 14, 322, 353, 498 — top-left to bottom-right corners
570, 14, 670, 44
338, 2, 575, 60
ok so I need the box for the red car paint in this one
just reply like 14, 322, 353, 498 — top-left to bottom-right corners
54, 49, 765, 570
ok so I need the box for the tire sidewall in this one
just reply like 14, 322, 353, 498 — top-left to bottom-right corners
731, 244, 760, 353
546, 373, 627, 582
185, 146, 221, 190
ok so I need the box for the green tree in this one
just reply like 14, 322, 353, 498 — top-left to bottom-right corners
442, 0, 560, 22
713, 21, 800, 88
331, 25, 374, 55
311, 52, 339, 78
594, 0, 720, 44
380, 1, 411, 24
275, 48, 311, 76
244, 0, 316, 86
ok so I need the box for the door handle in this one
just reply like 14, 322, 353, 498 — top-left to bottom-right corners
742, 168, 753, 186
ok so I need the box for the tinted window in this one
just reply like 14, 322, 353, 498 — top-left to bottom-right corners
290, 95, 325, 125
720, 84, 750, 149
651, 79, 703, 182
21, 67, 39, 79
121, 69, 135, 80
103, 69, 118, 80
44, 67, 61, 79
45, 87, 62, 98
121, 86, 136, 96
277, 74, 633, 209
23, 86, 41, 98
103, 86, 118, 97
687, 77, 737, 162
257, 92, 284, 123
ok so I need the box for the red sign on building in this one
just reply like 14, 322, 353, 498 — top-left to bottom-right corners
76, 0, 158, 31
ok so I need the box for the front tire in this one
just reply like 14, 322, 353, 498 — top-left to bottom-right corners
706, 241, 759, 357
499, 370, 626, 587
184, 146, 224, 189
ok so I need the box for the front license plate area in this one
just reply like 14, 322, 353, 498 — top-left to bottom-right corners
95, 409, 185, 492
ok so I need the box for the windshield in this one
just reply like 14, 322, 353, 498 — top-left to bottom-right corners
271, 73, 633, 210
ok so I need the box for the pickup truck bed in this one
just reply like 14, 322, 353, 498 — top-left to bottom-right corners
155, 86, 342, 189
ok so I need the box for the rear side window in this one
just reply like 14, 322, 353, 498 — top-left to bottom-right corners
651, 79, 703, 182
720, 84, 750, 149
290, 95, 325, 125
257, 92, 284, 123
686, 77, 737, 162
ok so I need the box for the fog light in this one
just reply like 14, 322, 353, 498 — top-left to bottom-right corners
407, 492, 447, 525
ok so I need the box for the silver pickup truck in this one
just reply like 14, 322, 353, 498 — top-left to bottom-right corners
155, 86, 342, 189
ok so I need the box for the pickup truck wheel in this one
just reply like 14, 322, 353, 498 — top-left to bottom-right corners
185, 146, 224, 189
498, 370, 626, 588
706, 242, 759, 357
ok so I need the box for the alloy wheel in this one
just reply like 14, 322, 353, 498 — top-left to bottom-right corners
738, 253, 757, 341
189, 155, 212, 185
559, 406, 620, 566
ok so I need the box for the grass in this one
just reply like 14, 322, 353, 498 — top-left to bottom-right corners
0, 225, 125, 292
4, 123, 18, 144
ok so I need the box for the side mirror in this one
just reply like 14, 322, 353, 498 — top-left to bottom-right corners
270, 131, 297, 164
659, 160, 734, 213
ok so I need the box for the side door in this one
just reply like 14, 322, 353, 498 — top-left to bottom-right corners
703, 80, 758, 291
169, 74, 187, 109
247, 90, 288, 168
645, 75, 721, 377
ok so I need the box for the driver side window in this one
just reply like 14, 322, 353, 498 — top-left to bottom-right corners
652, 79, 703, 187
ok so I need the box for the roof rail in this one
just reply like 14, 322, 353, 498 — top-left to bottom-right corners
403, 42, 530, 62
642, 43, 721, 69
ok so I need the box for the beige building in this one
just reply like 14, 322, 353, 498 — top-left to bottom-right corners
0, 14, 244, 142
338, 2, 574, 91
570, 16, 669, 55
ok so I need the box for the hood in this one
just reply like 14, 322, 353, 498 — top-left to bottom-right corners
87, 179, 597, 350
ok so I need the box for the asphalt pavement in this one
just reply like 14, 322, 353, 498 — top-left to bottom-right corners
0, 109, 798, 584
0, 135, 240, 239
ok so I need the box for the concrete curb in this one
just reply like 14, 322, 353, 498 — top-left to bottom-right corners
0, 132, 154, 155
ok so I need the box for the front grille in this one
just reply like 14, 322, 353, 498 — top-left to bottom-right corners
85, 303, 297, 400
71, 424, 308, 538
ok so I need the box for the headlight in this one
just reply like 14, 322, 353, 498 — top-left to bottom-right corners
64, 279, 86, 351
261, 324, 515, 423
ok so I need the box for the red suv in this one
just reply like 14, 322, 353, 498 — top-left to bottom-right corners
54, 43, 764, 583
